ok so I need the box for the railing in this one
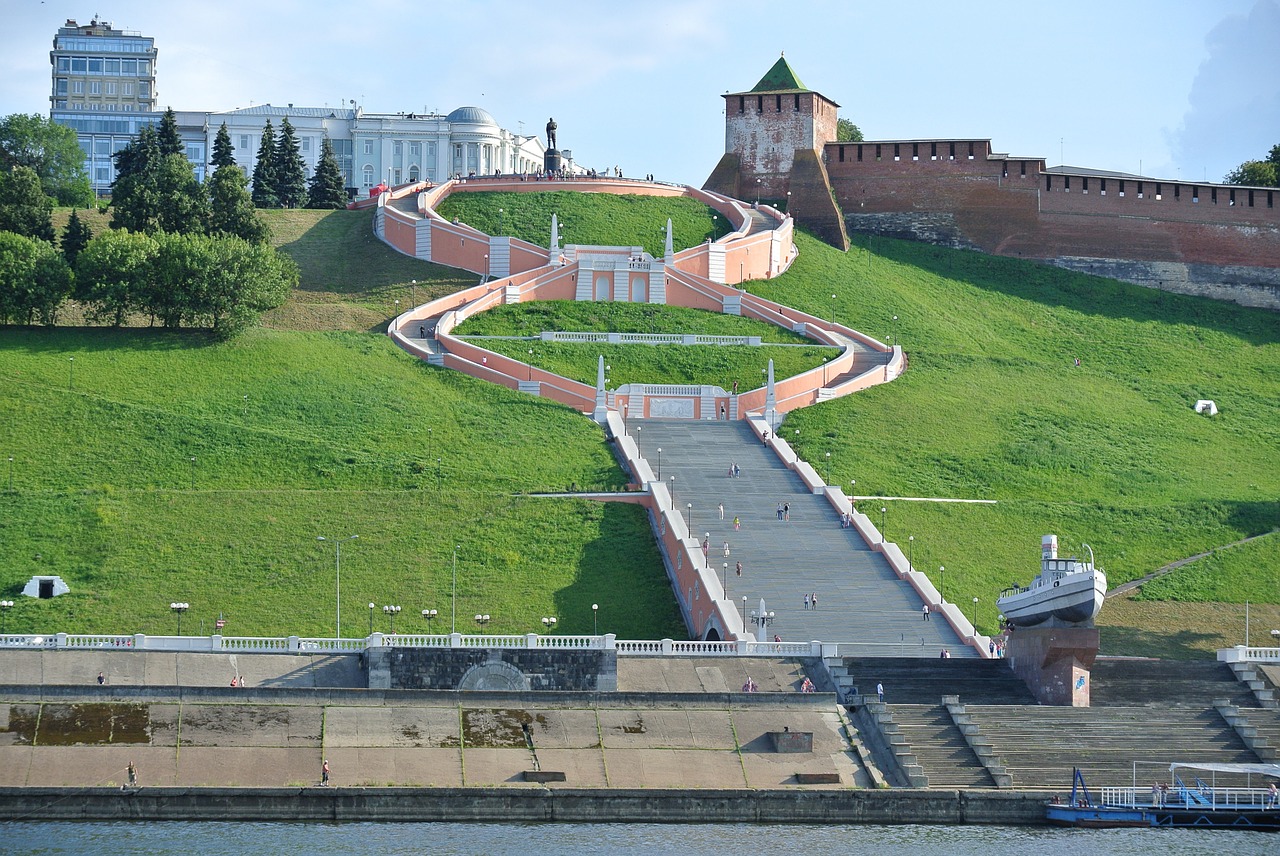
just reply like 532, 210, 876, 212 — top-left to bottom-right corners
0, 633, 830, 657
1218, 646, 1280, 663
1098, 786, 1272, 810
538, 331, 762, 346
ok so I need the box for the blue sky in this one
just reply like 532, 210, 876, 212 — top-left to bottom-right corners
3, 0, 1277, 185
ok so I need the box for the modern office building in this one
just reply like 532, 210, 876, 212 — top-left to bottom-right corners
49, 17, 162, 194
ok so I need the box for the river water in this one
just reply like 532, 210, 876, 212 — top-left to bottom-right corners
1, 822, 1274, 855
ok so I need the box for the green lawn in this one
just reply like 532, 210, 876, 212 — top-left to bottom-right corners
0, 326, 682, 638
13, 203, 1279, 657
756, 233, 1279, 640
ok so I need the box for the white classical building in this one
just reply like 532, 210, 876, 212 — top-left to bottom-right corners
209, 103, 551, 195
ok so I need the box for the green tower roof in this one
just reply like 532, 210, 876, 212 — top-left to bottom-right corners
750, 56, 806, 92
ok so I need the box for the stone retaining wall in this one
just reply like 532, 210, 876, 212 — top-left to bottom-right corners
0, 786, 1053, 824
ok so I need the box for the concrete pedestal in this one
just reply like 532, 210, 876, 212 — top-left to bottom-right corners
1005, 625, 1099, 706
544, 149, 562, 173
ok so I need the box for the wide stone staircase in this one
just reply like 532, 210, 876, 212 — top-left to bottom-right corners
630, 420, 971, 654
964, 704, 1261, 788
1091, 658, 1261, 708
890, 704, 996, 788
836, 657, 1039, 705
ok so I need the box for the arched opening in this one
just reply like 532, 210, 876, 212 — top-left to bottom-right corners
595, 276, 610, 301
361, 164, 374, 187
631, 277, 647, 303
408, 165, 420, 183
703, 625, 722, 642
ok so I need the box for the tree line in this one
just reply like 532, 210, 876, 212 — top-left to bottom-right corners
0, 108, 350, 337
1224, 144, 1280, 188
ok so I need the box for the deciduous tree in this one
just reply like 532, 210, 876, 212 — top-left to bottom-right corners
1223, 160, 1278, 187
836, 118, 864, 142
75, 229, 158, 325
0, 165, 55, 242
0, 113, 94, 207
0, 231, 74, 326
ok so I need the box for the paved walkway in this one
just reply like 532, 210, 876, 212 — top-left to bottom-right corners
631, 420, 973, 657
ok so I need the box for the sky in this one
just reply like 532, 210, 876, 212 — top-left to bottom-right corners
3, 0, 1277, 186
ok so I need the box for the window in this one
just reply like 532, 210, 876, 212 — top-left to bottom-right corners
106, 58, 120, 74
968, 141, 975, 159
1045, 174, 1052, 191
71, 57, 87, 73
930, 142, 937, 160
393, 141, 402, 155
912, 142, 919, 161
857, 144, 863, 162
775, 94, 781, 112
1020, 160, 1026, 177
186, 144, 202, 161
1082, 177, 1089, 194
138, 83, 150, 97
124, 103, 133, 112
838, 146, 844, 162
105, 81, 116, 95
1100, 178, 1107, 195
362, 164, 374, 187
738, 95, 744, 114
88, 58, 103, 73
301, 137, 311, 153
756, 95, 762, 112
409, 142, 420, 156
893, 143, 900, 161
57, 57, 70, 72
949, 142, 956, 160
122, 59, 137, 74
1119, 180, 1126, 197
363, 140, 373, 155
239, 135, 250, 150
95, 166, 110, 182
409, 165, 419, 182
73, 80, 84, 94
1064, 175, 1070, 192
1137, 182, 1144, 199
794, 93, 800, 110
89, 81, 101, 95
123, 83, 133, 96
1211, 187, 1217, 204
56, 79, 68, 96
875, 143, 882, 160
139, 61, 150, 75
427, 142, 436, 157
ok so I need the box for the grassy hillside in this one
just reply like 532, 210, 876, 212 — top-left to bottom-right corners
17, 202, 1280, 656
0, 326, 682, 638
752, 233, 1279, 652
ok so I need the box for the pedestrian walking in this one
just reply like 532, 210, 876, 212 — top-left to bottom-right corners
876, 682, 884, 703
702, 538, 709, 559
776, 502, 784, 521
732, 463, 740, 478
783, 503, 790, 521
735, 560, 742, 577
126, 761, 138, 788
97, 671, 106, 685
810, 592, 818, 609
989, 639, 996, 657
922, 604, 930, 621
720, 404, 726, 420
804, 593, 810, 610
718, 502, 725, 520
722, 540, 730, 558
733, 516, 740, 531
321, 759, 330, 786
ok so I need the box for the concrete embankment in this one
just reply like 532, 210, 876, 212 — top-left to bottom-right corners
0, 786, 1053, 824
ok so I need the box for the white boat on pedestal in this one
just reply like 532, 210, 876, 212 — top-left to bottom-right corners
997, 535, 1107, 627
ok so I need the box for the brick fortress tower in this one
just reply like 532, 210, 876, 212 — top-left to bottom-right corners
703, 55, 850, 249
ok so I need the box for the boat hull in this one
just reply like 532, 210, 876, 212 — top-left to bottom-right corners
998, 572, 1106, 628
1047, 803, 1280, 830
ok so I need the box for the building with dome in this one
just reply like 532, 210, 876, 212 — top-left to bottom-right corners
209, 102, 549, 196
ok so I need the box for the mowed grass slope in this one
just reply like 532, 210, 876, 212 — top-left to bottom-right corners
0, 326, 682, 638
757, 234, 1278, 654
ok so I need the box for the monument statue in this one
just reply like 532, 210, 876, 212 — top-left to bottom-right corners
546, 117, 557, 151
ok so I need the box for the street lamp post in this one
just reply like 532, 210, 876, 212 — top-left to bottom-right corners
755, 177, 761, 205
972, 597, 979, 635
0, 600, 13, 634
169, 602, 189, 636
656, 447, 662, 479
383, 604, 401, 633
686, 503, 692, 530
908, 535, 914, 573
830, 294, 837, 327
421, 608, 438, 632
368, 602, 375, 635
68, 356, 74, 390
849, 480, 856, 503
474, 613, 491, 630
541, 616, 557, 633
317, 535, 358, 639
939, 566, 945, 603
669, 475, 675, 510
528, 349, 534, 381
892, 314, 899, 348
825, 451, 831, 485
189, 456, 196, 490
741, 596, 747, 628
880, 506, 887, 543
451, 545, 460, 633
592, 603, 598, 635
7, 456, 12, 491
722, 562, 729, 598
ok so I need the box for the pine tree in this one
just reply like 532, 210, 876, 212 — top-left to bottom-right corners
250, 120, 278, 208
110, 126, 161, 232
209, 164, 270, 244
157, 107, 183, 157
273, 118, 307, 209
212, 122, 236, 170
306, 136, 348, 209
61, 209, 93, 266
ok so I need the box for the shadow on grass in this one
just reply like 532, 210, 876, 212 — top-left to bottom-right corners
1, 325, 217, 355
1098, 624, 1225, 660
555, 501, 686, 641
1225, 500, 1280, 536
865, 235, 1280, 347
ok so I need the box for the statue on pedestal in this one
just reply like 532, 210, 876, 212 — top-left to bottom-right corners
546, 117, 558, 151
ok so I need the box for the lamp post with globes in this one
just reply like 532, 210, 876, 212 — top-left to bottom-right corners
908, 535, 915, 573
592, 603, 599, 635
722, 562, 729, 598
939, 566, 946, 603
686, 503, 692, 530
0, 600, 14, 634
170, 602, 189, 636
669, 475, 675, 509
971, 597, 980, 636
383, 604, 401, 634
474, 613, 491, 630
368, 602, 375, 635
541, 616, 557, 633
421, 608, 438, 632
880, 507, 887, 543
656, 447, 662, 479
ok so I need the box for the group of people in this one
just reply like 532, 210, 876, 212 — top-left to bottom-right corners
776, 502, 790, 521
727, 462, 741, 478
802, 592, 820, 609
